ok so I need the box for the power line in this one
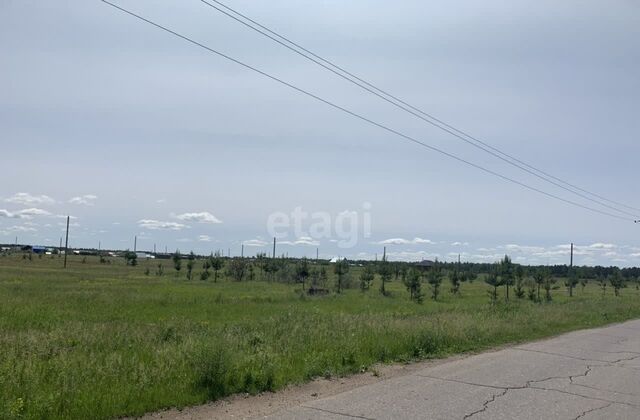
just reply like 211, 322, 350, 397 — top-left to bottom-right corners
98, 0, 632, 222
198, 0, 640, 218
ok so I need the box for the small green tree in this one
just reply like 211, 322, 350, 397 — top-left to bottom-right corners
463, 271, 477, 283
543, 273, 556, 302
227, 258, 248, 282
209, 252, 224, 282
255, 252, 268, 279
565, 269, 578, 297
318, 266, 328, 288
155, 263, 164, 276
526, 278, 537, 301
186, 251, 196, 280
124, 250, 137, 266
334, 259, 349, 293
359, 264, 375, 292
200, 258, 210, 280
597, 275, 607, 297
172, 250, 182, 276
264, 258, 280, 282
533, 269, 546, 302
449, 269, 462, 296
609, 271, 625, 297
377, 257, 393, 296
427, 261, 443, 301
295, 258, 310, 291
514, 266, 526, 299
403, 268, 423, 303
499, 255, 514, 301
484, 268, 501, 304
400, 265, 408, 282
580, 277, 588, 292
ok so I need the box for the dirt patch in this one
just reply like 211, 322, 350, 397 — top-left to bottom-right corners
135, 355, 469, 420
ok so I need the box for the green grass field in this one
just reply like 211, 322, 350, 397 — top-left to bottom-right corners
1, 253, 640, 419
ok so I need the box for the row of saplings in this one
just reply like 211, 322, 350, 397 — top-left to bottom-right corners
296, 255, 633, 304
134, 251, 634, 304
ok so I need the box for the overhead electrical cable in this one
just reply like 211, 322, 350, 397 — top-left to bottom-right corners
99, 0, 633, 222
198, 0, 640, 218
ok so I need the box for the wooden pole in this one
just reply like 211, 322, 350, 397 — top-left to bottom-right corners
63, 216, 70, 268
272, 237, 276, 258
570, 243, 574, 268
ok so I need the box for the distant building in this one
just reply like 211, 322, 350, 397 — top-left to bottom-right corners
415, 259, 435, 270
32, 246, 46, 254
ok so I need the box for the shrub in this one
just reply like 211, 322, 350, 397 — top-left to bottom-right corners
403, 268, 423, 303
359, 264, 375, 292
427, 262, 444, 301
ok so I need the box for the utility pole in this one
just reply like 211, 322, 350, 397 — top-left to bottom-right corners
272, 237, 276, 258
241, 244, 244, 258
63, 216, 70, 268
316, 247, 319, 261
383, 246, 386, 261
134, 236, 137, 252
153, 243, 156, 255
570, 242, 574, 268
98, 241, 101, 251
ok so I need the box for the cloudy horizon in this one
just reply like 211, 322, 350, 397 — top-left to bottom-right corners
2, 0, 639, 266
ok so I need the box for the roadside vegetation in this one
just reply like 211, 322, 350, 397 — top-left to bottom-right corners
1, 251, 640, 419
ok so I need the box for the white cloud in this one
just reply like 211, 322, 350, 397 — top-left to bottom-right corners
0, 225, 38, 234
503, 244, 546, 253
0, 209, 20, 219
0, 208, 52, 219
69, 195, 98, 206
377, 237, 435, 245
137, 219, 188, 230
351, 250, 441, 262
280, 236, 320, 246
5, 193, 55, 206
198, 235, 212, 242
588, 243, 616, 250
173, 211, 222, 224
243, 239, 268, 247
451, 241, 470, 246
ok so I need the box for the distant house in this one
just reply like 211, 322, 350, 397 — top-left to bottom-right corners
415, 259, 435, 270
136, 252, 154, 259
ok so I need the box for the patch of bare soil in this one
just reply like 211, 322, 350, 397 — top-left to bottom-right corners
135, 355, 467, 420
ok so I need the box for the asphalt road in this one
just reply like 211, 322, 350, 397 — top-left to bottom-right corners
267, 319, 640, 419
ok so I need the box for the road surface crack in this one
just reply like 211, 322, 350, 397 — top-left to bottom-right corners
512, 348, 609, 363
572, 402, 612, 420
303, 406, 376, 420
462, 389, 509, 419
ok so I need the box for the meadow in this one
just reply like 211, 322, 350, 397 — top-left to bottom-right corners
1, 253, 640, 419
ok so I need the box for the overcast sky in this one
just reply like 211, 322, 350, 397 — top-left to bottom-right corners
1, 0, 639, 266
